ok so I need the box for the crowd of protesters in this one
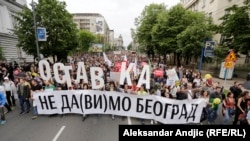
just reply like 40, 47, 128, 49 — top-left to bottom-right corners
0, 52, 249, 125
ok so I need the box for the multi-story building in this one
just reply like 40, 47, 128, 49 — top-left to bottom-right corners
113, 34, 123, 50
180, 0, 244, 43
109, 29, 114, 49
0, 0, 33, 63
72, 13, 111, 45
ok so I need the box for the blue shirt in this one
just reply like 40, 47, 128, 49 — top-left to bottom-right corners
0, 92, 6, 106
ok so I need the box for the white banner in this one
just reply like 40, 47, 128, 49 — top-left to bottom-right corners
34, 90, 205, 124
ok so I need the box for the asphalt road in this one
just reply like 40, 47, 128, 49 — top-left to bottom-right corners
0, 106, 154, 141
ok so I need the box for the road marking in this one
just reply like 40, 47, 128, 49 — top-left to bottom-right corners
52, 126, 66, 141
127, 116, 132, 125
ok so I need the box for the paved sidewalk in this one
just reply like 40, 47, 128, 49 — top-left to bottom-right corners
200, 70, 248, 91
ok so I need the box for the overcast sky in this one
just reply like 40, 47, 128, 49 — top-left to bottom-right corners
27, 0, 180, 47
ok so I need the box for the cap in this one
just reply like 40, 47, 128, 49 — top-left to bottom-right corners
4, 77, 9, 80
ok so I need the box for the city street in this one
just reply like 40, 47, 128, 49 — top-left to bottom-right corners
0, 105, 155, 141
1, 0, 250, 140
0, 76, 248, 141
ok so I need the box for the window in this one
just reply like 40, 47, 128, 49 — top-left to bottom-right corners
194, 2, 198, 11
202, 0, 206, 8
9, 10, 18, 28
208, 12, 212, 17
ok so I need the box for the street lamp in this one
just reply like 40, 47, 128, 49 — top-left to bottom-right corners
31, 0, 40, 61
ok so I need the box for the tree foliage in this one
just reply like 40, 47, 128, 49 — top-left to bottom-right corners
219, 0, 250, 55
135, 3, 166, 57
15, 0, 78, 62
77, 30, 96, 52
135, 3, 215, 65
176, 11, 214, 62
127, 43, 132, 50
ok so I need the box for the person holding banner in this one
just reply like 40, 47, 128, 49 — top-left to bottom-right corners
30, 79, 43, 120
107, 81, 121, 120
137, 85, 148, 124
82, 83, 90, 121
176, 86, 188, 100
120, 83, 130, 121
44, 79, 56, 91
17, 78, 31, 115
162, 86, 173, 99
130, 80, 139, 95
121, 83, 130, 94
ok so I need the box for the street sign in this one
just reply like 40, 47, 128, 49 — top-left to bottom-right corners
224, 61, 234, 69
225, 50, 237, 62
37, 27, 47, 41
204, 41, 215, 57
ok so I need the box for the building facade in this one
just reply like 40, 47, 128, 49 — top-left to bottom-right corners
180, 0, 244, 43
109, 29, 114, 50
0, 0, 33, 63
113, 34, 123, 50
72, 13, 111, 45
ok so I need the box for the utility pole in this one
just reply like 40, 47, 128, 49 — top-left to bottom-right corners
31, 0, 40, 61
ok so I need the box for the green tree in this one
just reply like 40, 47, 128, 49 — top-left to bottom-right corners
219, 0, 250, 63
15, 0, 78, 62
95, 34, 105, 44
127, 43, 132, 50
135, 3, 166, 58
77, 30, 96, 52
152, 4, 190, 65
152, 4, 215, 65
94, 34, 109, 52
176, 11, 214, 65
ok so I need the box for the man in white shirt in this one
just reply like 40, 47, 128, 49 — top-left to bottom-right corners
3, 77, 16, 107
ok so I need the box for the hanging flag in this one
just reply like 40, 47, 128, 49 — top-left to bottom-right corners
103, 52, 112, 66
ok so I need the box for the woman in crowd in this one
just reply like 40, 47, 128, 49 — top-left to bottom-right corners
108, 81, 121, 120
221, 92, 235, 125
44, 79, 56, 91
199, 90, 210, 124
82, 83, 90, 121
137, 85, 148, 124
233, 91, 249, 125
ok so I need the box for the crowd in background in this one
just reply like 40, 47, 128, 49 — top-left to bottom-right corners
0, 52, 249, 125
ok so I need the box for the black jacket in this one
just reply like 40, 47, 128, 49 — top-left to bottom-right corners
17, 84, 30, 99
